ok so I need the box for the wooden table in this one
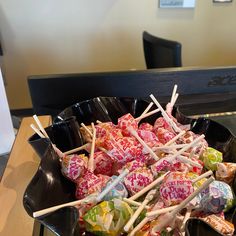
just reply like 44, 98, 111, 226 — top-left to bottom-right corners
0, 116, 51, 236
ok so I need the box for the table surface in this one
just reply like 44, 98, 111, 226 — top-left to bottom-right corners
0, 116, 51, 236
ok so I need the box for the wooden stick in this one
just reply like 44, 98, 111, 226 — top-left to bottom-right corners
88, 123, 96, 172
146, 205, 178, 217
96, 168, 129, 202
170, 84, 178, 105
171, 93, 179, 107
139, 102, 154, 118
192, 170, 213, 183
63, 143, 89, 155
81, 123, 93, 137
30, 124, 45, 138
168, 134, 205, 160
123, 198, 150, 210
152, 143, 188, 151
128, 127, 159, 161
150, 94, 181, 133
177, 155, 202, 168
129, 171, 169, 201
33, 115, 50, 138
164, 131, 186, 147
33, 196, 95, 218
135, 108, 160, 122
128, 217, 149, 236
124, 189, 157, 232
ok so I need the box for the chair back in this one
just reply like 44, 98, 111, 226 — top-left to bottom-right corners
143, 31, 182, 69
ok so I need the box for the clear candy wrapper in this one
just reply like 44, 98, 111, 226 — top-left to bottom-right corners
83, 199, 133, 236
216, 162, 236, 185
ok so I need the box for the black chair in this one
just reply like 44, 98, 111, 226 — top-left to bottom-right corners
143, 31, 182, 69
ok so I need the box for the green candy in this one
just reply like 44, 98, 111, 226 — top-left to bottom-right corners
201, 147, 223, 171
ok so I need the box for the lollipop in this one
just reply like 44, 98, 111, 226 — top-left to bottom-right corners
83, 198, 133, 236
61, 153, 88, 182
201, 147, 223, 171
216, 162, 236, 185
199, 180, 235, 213
118, 113, 138, 136
124, 167, 154, 195
159, 172, 195, 206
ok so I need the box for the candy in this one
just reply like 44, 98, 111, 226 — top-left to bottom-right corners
102, 176, 128, 201
83, 199, 133, 236
75, 171, 109, 199
118, 113, 138, 136
137, 129, 161, 148
138, 122, 154, 132
124, 167, 154, 195
201, 147, 223, 171
154, 128, 175, 144
200, 180, 235, 213
199, 214, 235, 236
94, 151, 114, 176
160, 172, 194, 206
216, 162, 236, 185
61, 154, 88, 182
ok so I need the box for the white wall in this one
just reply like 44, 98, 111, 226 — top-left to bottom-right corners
0, 0, 236, 109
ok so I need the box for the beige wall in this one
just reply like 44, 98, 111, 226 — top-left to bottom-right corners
0, 0, 236, 109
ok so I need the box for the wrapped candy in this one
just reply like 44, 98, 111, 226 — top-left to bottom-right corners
75, 171, 109, 199
61, 154, 88, 182
83, 199, 133, 236
200, 180, 235, 213
124, 167, 154, 195
154, 128, 175, 144
138, 122, 154, 132
94, 151, 114, 176
137, 129, 161, 148
216, 162, 236, 185
199, 214, 235, 236
102, 176, 128, 201
118, 113, 138, 136
154, 117, 171, 132
160, 172, 194, 206
201, 147, 223, 171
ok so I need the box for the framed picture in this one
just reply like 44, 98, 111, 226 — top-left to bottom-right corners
159, 0, 196, 8
213, 0, 232, 2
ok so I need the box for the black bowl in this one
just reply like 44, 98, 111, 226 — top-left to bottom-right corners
24, 97, 236, 236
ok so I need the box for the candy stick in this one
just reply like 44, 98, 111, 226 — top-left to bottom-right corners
164, 130, 186, 146
168, 134, 205, 160
177, 155, 202, 168
33, 195, 96, 218
152, 143, 188, 151
33, 114, 50, 138
96, 120, 102, 124
123, 198, 150, 210
88, 123, 96, 172
30, 124, 46, 138
150, 94, 181, 133
96, 168, 129, 202
180, 207, 192, 234
129, 171, 169, 201
170, 84, 178, 105
124, 189, 157, 232
135, 108, 160, 122
63, 143, 89, 155
81, 123, 93, 137
151, 176, 214, 234
128, 127, 159, 161
171, 93, 179, 107
139, 102, 154, 118
192, 170, 213, 183
129, 217, 149, 236
146, 205, 179, 217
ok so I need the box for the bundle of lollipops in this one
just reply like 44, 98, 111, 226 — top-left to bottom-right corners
30, 85, 236, 236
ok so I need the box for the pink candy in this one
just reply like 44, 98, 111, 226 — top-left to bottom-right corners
94, 151, 114, 176
61, 154, 88, 182
118, 113, 138, 136
160, 172, 194, 206
124, 167, 154, 195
